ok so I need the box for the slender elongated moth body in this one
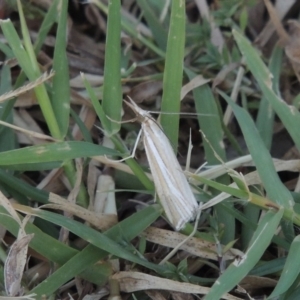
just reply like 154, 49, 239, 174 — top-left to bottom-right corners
124, 98, 198, 230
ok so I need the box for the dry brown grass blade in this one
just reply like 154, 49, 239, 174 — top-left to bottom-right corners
4, 216, 34, 297
0, 119, 57, 142
59, 159, 84, 243
112, 271, 243, 299
142, 227, 243, 261
0, 71, 55, 103
212, 62, 240, 89
285, 21, 300, 82
180, 75, 210, 100
5, 234, 34, 296
13, 200, 118, 232
93, 154, 150, 178
263, 0, 300, 82
263, 0, 290, 44
194, 0, 224, 50
70, 73, 103, 88
254, 0, 295, 47
0, 192, 22, 226
94, 174, 117, 214
14, 109, 51, 145
48, 193, 118, 231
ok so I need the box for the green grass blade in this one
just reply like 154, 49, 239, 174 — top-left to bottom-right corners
286, 285, 300, 300
29, 205, 163, 297
70, 108, 93, 143
233, 30, 300, 152
16, 0, 60, 137
93, 0, 165, 58
17, 0, 40, 76
244, 46, 282, 247
185, 72, 234, 242
2, 162, 62, 171
160, 0, 185, 150
192, 172, 300, 226
0, 206, 76, 264
1, 15, 60, 138
102, 0, 122, 134
219, 91, 293, 209
0, 141, 119, 165
0, 65, 15, 152
191, 174, 248, 199
33, 0, 60, 53
136, 0, 168, 50
0, 169, 49, 203
256, 46, 282, 150
51, 0, 70, 138
0, 20, 35, 79
0, 205, 159, 295
29, 206, 163, 272
82, 73, 111, 134
0, 0, 59, 134
31, 244, 112, 298
186, 78, 225, 163
204, 208, 284, 300
268, 235, 300, 298
0, 41, 14, 58
241, 201, 260, 248
249, 257, 286, 276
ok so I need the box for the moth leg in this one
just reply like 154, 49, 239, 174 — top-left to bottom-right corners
105, 128, 143, 163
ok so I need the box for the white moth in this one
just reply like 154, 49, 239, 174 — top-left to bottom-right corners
125, 98, 198, 230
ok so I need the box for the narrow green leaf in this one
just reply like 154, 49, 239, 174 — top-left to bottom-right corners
249, 257, 286, 277
191, 174, 248, 199
0, 205, 161, 296
30, 207, 163, 272
241, 202, 260, 249
102, 0, 122, 134
2, 162, 62, 171
268, 236, 300, 298
185, 72, 234, 243
93, 0, 165, 57
34, 0, 60, 54
30, 205, 163, 297
31, 244, 112, 298
82, 73, 111, 134
0, 169, 48, 203
286, 285, 300, 300
0, 14, 60, 138
160, 0, 185, 150
192, 172, 300, 226
186, 76, 225, 163
17, 0, 39, 76
0, 19, 34, 79
0, 65, 15, 152
233, 30, 300, 153
0, 206, 76, 264
52, 0, 70, 138
256, 46, 283, 150
136, 0, 168, 50
219, 91, 293, 209
0, 141, 119, 165
0, 42, 14, 58
70, 108, 93, 143
204, 208, 284, 300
